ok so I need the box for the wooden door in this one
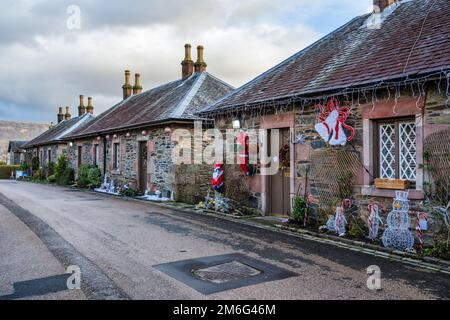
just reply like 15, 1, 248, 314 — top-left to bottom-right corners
269, 129, 291, 216
138, 141, 148, 193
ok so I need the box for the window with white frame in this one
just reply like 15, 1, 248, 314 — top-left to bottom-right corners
377, 119, 417, 182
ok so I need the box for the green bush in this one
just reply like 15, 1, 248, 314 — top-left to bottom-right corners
47, 175, 57, 183
0, 165, 20, 179
292, 196, 307, 223
76, 165, 101, 189
32, 169, 45, 181
31, 156, 40, 171
20, 162, 30, 172
60, 167, 75, 186
0, 161, 6, 166
46, 161, 55, 178
348, 217, 366, 239
120, 186, 141, 197
87, 167, 102, 189
55, 155, 68, 179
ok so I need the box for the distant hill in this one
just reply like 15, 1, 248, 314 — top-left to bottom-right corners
0, 120, 49, 163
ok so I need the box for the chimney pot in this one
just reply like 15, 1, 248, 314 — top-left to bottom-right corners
133, 73, 143, 95
122, 70, 133, 100
57, 107, 64, 123
78, 95, 86, 116
65, 106, 72, 120
194, 45, 207, 73
181, 44, 194, 80
86, 97, 94, 114
373, 0, 397, 13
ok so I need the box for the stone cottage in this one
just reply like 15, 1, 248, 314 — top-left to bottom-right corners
23, 98, 95, 168
65, 45, 234, 203
7, 141, 28, 165
198, 0, 450, 222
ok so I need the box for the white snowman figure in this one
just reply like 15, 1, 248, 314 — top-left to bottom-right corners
382, 191, 415, 251
367, 204, 383, 240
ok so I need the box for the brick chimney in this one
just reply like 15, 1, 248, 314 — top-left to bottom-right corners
181, 44, 194, 80
122, 70, 133, 100
133, 73, 143, 95
57, 107, 64, 123
374, 0, 397, 12
86, 97, 94, 114
78, 95, 86, 116
65, 106, 72, 120
194, 45, 207, 73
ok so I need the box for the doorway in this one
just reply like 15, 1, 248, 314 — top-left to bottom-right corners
269, 128, 291, 216
138, 141, 148, 193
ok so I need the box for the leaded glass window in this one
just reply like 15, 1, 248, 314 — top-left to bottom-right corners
377, 119, 417, 182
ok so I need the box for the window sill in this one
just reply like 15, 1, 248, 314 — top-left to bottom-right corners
361, 185, 424, 200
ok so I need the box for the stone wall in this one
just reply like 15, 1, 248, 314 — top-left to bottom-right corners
67, 123, 212, 204
209, 84, 449, 241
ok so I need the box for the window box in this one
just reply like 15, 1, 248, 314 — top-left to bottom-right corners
374, 178, 410, 190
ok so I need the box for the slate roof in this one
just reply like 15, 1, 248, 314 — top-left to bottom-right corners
8, 141, 28, 152
23, 114, 95, 148
200, 0, 450, 114
67, 72, 234, 138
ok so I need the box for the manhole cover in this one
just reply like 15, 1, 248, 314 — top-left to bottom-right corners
153, 253, 297, 295
193, 261, 261, 284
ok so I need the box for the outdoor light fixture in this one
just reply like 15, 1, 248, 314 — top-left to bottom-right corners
232, 119, 241, 129
164, 127, 172, 133
106, 134, 110, 139
126, 132, 131, 138
97, 136, 101, 141
69, 142, 74, 147
113, 134, 118, 139
142, 130, 148, 136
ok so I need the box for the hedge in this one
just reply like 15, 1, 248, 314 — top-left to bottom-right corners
0, 165, 20, 179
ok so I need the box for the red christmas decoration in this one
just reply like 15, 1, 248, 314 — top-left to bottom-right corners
315, 97, 355, 146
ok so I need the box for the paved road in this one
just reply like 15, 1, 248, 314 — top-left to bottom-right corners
0, 180, 448, 300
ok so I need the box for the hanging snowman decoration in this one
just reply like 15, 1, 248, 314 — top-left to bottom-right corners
382, 191, 415, 251
367, 203, 383, 241
315, 97, 355, 146
212, 163, 225, 193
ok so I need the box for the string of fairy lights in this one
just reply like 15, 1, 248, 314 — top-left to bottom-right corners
204, 69, 450, 129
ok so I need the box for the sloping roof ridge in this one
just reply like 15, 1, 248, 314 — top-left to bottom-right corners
200, 14, 366, 113
203, 72, 236, 90
171, 72, 207, 118
54, 113, 94, 141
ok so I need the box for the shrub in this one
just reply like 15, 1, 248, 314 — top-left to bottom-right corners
120, 186, 141, 197
292, 196, 307, 223
348, 217, 366, 239
60, 167, 75, 186
55, 155, 68, 179
87, 167, 102, 189
20, 162, 30, 172
46, 161, 55, 178
32, 169, 45, 181
76, 165, 90, 188
0, 161, 6, 166
0, 165, 20, 179
31, 156, 40, 171
76, 165, 101, 189
47, 175, 57, 183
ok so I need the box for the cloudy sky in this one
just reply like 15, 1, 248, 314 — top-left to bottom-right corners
0, 0, 373, 123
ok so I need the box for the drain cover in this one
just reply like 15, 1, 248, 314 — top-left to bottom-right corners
153, 253, 296, 295
193, 261, 261, 284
